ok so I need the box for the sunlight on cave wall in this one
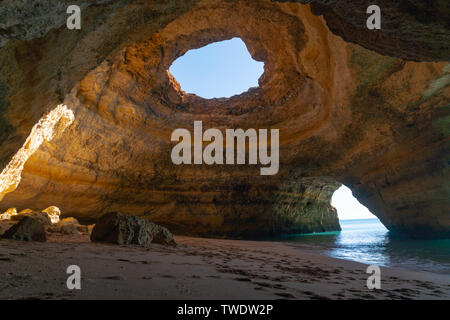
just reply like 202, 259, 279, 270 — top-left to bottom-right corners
0, 104, 74, 201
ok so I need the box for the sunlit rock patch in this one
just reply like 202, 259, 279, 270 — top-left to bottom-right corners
0, 105, 74, 200
42, 206, 61, 224
1, 205, 61, 224
0, 205, 91, 242
0, 207, 17, 220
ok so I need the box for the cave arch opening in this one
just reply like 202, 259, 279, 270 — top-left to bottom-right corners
331, 185, 378, 222
330, 184, 388, 242
168, 37, 264, 99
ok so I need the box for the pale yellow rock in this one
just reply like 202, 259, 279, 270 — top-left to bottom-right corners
0, 208, 17, 220
0, 105, 74, 201
42, 206, 61, 224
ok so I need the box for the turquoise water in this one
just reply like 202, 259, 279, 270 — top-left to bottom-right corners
280, 219, 450, 275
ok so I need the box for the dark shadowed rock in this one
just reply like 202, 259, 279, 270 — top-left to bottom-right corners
2, 217, 46, 242
91, 212, 176, 246
271, 177, 341, 234
275, 0, 450, 61
76, 224, 90, 234
10, 210, 52, 226
150, 224, 177, 246
0, 220, 15, 236
47, 217, 89, 235
58, 218, 79, 235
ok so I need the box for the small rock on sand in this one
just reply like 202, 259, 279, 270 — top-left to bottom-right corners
2, 217, 46, 242
47, 217, 88, 235
91, 212, 176, 247
11, 210, 52, 226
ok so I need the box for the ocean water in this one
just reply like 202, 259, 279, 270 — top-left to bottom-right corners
279, 219, 450, 275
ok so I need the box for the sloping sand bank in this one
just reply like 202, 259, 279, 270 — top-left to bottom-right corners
0, 234, 448, 300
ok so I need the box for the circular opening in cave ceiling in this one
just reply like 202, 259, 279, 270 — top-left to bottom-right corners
169, 38, 265, 99
118, 1, 312, 117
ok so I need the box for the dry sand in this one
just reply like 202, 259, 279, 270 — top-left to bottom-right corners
0, 231, 449, 300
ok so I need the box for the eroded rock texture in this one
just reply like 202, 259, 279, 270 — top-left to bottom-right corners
275, 0, 450, 61
0, 0, 448, 238
91, 212, 176, 246
271, 177, 341, 234
2, 216, 46, 242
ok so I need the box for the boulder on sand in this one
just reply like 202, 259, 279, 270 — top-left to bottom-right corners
2, 217, 46, 242
58, 218, 79, 235
10, 209, 52, 226
91, 212, 176, 246
47, 217, 87, 235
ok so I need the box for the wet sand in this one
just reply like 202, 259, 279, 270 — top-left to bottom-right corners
0, 232, 449, 300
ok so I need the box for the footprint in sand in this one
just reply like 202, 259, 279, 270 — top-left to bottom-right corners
159, 274, 176, 279
274, 292, 296, 299
234, 277, 252, 282
0, 257, 13, 262
101, 275, 125, 280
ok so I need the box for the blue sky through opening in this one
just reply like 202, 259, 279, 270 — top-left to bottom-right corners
169, 38, 264, 99
332, 186, 377, 220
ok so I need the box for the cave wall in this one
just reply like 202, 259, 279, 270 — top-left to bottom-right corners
0, 0, 448, 238
271, 177, 341, 234
275, 0, 450, 61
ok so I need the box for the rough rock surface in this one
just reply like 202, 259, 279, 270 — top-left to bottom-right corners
271, 177, 341, 234
42, 206, 61, 224
47, 217, 90, 235
2, 216, 46, 241
275, 0, 450, 61
91, 212, 176, 246
0, 0, 448, 238
0, 207, 17, 220
57, 217, 79, 235
0, 0, 115, 48
10, 209, 52, 226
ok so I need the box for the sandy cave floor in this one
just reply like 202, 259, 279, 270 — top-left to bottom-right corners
0, 230, 449, 300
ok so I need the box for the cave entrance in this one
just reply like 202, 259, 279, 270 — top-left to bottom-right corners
279, 182, 389, 266
331, 185, 377, 221
169, 37, 264, 99
331, 184, 388, 240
